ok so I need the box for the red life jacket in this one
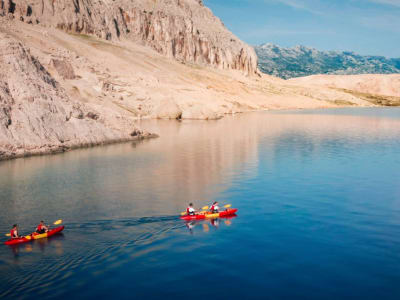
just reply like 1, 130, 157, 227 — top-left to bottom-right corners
10, 228, 17, 238
186, 207, 190, 213
37, 224, 43, 231
211, 204, 219, 212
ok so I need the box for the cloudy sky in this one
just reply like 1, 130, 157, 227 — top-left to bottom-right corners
203, 0, 400, 57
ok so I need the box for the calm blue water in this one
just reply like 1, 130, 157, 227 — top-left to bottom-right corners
0, 108, 400, 299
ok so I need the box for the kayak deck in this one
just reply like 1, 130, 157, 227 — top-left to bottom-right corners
4, 226, 65, 245
180, 208, 238, 221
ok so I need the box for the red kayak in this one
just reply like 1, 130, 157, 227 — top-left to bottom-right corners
180, 208, 238, 221
4, 226, 65, 245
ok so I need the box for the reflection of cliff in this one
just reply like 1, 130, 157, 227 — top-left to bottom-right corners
251, 110, 400, 165
1, 110, 399, 220
128, 117, 262, 211
131, 109, 400, 212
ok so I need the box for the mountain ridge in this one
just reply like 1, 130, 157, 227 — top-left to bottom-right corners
255, 43, 400, 79
0, 0, 258, 75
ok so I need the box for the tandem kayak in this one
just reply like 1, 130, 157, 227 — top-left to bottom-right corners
4, 226, 65, 245
180, 208, 238, 221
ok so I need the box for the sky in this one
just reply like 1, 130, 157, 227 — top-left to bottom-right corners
203, 0, 400, 57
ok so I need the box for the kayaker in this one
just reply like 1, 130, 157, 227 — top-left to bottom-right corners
36, 221, 49, 234
186, 203, 196, 216
210, 201, 219, 213
10, 224, 20, 239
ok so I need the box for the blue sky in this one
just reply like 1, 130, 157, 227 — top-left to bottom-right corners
203, 0, 400, 57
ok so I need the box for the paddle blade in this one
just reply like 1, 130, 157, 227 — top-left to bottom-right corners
25, 235, 32, 240
5, 233, 11, 237
201, 206, 209, 210
53, 219, 63, 225
180, 212, 186, 216
224, 204, 231, 208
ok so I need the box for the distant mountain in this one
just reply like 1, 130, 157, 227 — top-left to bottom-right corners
255, 43, 400, 79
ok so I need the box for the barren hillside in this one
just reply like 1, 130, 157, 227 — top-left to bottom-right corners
290, 74, 400, 106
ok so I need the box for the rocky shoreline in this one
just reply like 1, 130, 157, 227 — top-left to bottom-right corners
0, 132, 158, 162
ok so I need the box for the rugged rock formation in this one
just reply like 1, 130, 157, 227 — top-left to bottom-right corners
0, 32, 151, 160
0, 0, 258, 75
256, 43, 400, 79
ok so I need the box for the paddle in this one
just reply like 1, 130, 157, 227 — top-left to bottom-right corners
5, 220, 63, 237
180, 206, 209, 216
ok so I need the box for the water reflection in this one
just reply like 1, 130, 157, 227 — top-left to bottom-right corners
184, 214, 237, 234
7, 234, 65, 258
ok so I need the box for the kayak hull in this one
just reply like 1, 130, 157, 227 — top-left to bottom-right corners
180, 208, 238, 221
4, 226, 65, 245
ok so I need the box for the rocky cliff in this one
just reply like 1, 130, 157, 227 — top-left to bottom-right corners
0, 32, 151, 160
1, 0, 258, 75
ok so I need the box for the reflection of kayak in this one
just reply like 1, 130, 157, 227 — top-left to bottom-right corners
4, 226, 65, 245
180, 209, 238, 221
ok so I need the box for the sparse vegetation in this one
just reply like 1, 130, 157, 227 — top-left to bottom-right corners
338, 89, 400, 106
330, 99, 357, 106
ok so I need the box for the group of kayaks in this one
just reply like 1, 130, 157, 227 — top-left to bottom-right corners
4, 208, 237, 245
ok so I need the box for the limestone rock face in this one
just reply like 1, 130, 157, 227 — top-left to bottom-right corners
0, 32, 149, 160
1, 0, 258, 75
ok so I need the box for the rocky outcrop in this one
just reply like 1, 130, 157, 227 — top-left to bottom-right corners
51, 59, 76, 80
0, 32, 151, 160
152, 99, 183, 120
0, 0, 258, 75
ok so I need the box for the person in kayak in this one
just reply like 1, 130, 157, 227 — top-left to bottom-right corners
186, 203, 196, 216
210, 201, 219, 213
36, 221, 49, 234
10, 224, 20, 239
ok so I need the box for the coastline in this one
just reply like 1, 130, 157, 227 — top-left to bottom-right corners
2, 105, 388, 163
0, 133, 158, 162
